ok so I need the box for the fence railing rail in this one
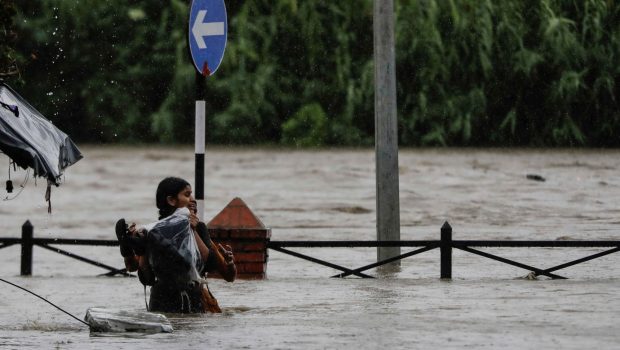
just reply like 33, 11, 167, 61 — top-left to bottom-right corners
268, 222, 620, 279
2, 221, 619, 280
0, 221, 129, 277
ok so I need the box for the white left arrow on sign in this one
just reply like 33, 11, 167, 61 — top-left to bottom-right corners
192, 10, 225, 49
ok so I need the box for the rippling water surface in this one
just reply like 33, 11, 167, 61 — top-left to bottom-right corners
1, 147, 619, 349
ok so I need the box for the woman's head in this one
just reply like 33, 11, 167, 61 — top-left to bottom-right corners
155, 177, 192, 219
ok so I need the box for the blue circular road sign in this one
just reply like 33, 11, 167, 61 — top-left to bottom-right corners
189, 0, 227, 76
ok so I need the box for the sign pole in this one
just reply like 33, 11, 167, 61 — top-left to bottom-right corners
374, 0, 400, 266
189, 0, 227, 222
195, 73, 206, 221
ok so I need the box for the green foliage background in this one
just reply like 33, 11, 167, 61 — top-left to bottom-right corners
0, 0, 19, 79
1, 0, 619, 146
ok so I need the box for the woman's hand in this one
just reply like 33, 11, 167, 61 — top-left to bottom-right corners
128, 223, 147, 238
216, 243, 236, 282
189, 212, 199, 229
218, 244, 235, 265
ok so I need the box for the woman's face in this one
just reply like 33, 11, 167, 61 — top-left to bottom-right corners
169, 185, 193, 209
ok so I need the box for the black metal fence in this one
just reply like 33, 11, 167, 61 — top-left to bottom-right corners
0, 221, 130, 277
1, 221, 619, 279
268, 222, 620, 279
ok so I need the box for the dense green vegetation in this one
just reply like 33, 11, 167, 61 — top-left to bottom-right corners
1, 0, 619, 146
0, 0, 18, 79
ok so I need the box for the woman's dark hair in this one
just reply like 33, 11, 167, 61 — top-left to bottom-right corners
156, 177, 190, 219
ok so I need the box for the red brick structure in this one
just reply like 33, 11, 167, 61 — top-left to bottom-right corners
206, 197, 270, 279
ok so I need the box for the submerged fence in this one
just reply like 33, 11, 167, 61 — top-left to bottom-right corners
1, 221, 619, 279
270, 222, 620, 279
0, 221, 129, 277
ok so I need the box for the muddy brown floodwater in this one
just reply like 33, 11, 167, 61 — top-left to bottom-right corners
1, 146, 619, 349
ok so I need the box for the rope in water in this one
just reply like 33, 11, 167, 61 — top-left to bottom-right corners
0, 277, 90, 327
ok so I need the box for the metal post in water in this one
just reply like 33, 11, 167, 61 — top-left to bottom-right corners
374, 0, 400, 264
195, 73, 206, 221
20, 220, 33, 276
440, 221, 452, 279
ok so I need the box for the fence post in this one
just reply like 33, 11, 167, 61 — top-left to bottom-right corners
20, 220, 33, 276
440, 221, 452, 279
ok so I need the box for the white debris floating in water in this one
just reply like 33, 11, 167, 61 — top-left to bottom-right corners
84, 307, 173, 333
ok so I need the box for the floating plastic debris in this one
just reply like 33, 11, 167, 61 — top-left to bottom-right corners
84, 308, 173, 333
526, 174, 546, 182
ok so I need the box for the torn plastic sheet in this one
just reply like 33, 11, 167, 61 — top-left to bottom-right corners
0, 83, 82, 186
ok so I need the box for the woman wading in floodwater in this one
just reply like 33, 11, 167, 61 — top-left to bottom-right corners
115, 177, 236, 313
